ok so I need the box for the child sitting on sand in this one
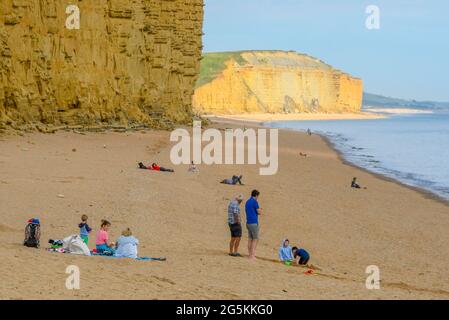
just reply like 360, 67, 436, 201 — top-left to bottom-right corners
95, 220, 115, 255
188, 161, 199, 173
292, 246, 310, 265
278, 239, 294, 262
114, 228, 139, 259
78, 214, 92, 245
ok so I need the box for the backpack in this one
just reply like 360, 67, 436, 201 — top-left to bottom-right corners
24, 223, 40, 248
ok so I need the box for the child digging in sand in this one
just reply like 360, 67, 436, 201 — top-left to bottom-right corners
96, 220, 115, 255
78, 214, 92, 245
292, 246, 310, 265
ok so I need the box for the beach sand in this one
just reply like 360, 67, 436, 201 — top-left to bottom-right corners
0, 121, 448, 300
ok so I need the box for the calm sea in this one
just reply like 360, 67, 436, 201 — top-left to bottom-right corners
268, 112, 449, 200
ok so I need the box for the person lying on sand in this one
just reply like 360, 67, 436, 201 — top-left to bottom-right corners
221, 175, 244, 185
138, 162, 174, 172
95, 220, 115, 255
151, 163, 174, 172
278, 239, 294, 262
114, 228, 139, 259
292, 246, 310, 265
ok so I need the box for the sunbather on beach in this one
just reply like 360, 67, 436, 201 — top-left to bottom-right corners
138, 162, 174, 172
114, 228, 139, 259
292, 246, 310, 265
278, 239, 294, 262
151, 163, 174, 172
96, 220, 115, 255
221, 175, 243, 185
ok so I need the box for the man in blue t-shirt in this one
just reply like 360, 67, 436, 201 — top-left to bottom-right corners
245, 189, 262, 260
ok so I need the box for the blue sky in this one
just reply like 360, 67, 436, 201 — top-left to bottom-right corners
203, 0, 449, 101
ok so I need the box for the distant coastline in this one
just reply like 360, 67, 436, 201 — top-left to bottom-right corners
205, 112, 385, 123
364, 107, 434, 115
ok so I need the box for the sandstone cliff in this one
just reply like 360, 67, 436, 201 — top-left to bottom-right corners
0, 0, 204, 131
193, 51, 363, 114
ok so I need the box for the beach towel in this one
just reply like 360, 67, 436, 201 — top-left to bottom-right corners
91, 252, 166, 261
62, 234, 91, 256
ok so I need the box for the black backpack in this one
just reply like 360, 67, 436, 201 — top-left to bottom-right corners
24, 223, 40, 248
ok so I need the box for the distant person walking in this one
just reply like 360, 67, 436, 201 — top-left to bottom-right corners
245, 190, 262, 260
227, 194, 244, 257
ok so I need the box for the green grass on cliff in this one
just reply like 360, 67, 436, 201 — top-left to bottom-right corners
195, 52, 248, 88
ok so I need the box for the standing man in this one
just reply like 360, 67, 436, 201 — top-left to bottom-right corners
245, 190, 262, 260
228, 194, 244, 257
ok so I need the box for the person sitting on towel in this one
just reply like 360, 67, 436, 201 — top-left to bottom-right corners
114, 228, 139, 259
138, 162, 174, 172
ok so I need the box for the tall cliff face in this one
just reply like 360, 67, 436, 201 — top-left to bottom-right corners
0, 0, 204, 131
193, 51, 363, 114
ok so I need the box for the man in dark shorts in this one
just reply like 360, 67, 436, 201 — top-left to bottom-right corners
292, 246, 310, 265
228, 194, 244, 257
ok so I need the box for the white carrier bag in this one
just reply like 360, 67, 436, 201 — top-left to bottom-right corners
62, 234, 91, 256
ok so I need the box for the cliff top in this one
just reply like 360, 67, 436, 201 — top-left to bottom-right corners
196, 50, 355, 88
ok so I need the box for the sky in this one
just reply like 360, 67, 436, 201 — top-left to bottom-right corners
202, 0, 449, 101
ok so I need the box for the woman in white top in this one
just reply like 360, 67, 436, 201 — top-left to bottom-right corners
114, 228, 139, 259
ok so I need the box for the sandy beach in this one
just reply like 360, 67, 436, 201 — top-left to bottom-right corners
206, 112, 385, 123
1, 121, 449, 300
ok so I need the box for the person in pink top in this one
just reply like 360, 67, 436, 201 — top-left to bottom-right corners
95, 220, 115, 255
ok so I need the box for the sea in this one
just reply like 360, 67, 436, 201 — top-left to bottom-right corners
267, 111, 449, 201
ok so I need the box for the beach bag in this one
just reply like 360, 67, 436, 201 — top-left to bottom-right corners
24, 222, 40, 248
62, 235, 91, 256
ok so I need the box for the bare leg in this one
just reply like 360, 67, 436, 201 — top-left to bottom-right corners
229, 238, 235, 254
249, 239, 258, 259
233, 237, 241, 254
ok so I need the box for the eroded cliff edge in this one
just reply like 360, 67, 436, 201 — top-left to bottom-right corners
193, 51, 363, 114
0, 0, 204, 131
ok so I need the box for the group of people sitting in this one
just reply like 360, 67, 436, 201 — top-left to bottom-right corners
80, 215, 140, 258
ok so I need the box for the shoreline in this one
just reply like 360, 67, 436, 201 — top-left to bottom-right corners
205, 112, 385, 123
209, 117, 449, 208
